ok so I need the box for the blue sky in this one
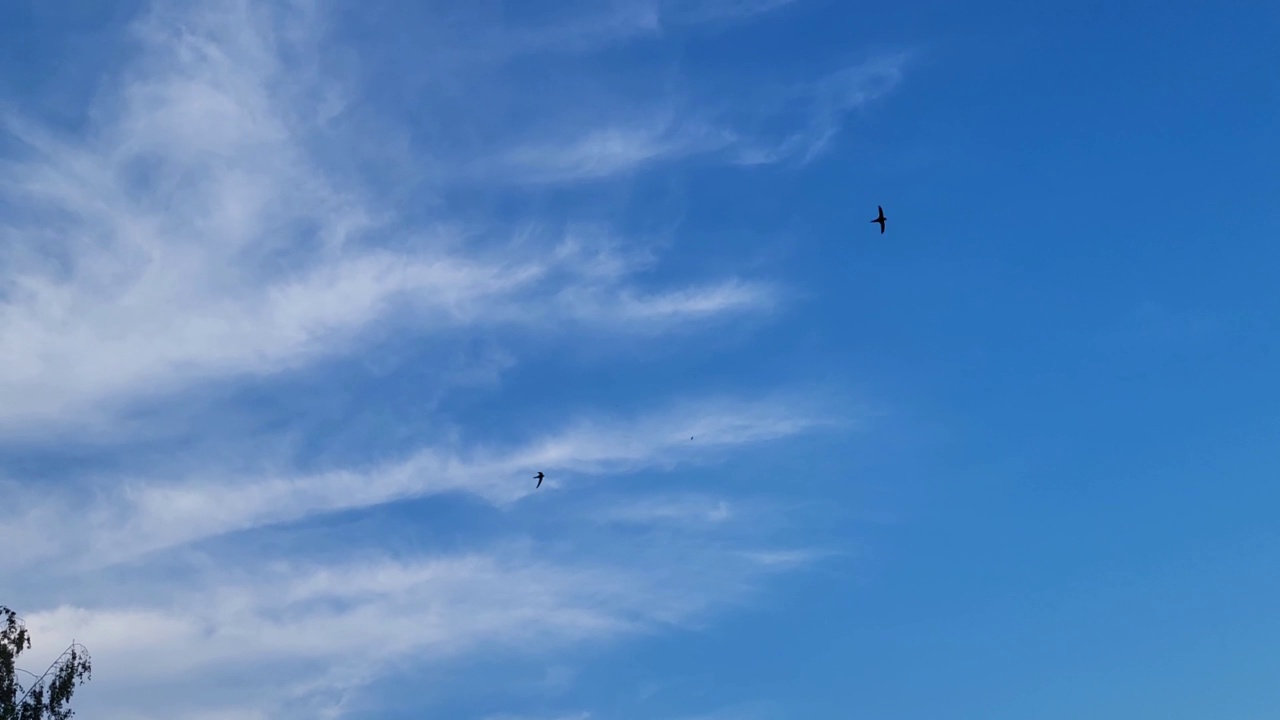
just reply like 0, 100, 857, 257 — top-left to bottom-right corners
1, 0, 1278, 718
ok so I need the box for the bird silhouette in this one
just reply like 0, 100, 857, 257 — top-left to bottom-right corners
534, 471, 545, 488
871, 205, 886, 234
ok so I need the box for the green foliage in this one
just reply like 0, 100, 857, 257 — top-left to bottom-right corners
0, 607, 91, 720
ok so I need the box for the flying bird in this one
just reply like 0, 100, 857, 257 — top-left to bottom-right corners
534, 471, 545, 488
871, 205, 887, 234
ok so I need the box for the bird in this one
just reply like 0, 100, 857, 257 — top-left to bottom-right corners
870, 205, 887, 234
534, 471, 545, 488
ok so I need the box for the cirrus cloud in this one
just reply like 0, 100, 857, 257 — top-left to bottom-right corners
0, 0, 903, 718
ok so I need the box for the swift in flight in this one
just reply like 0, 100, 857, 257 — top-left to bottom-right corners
871, 205, 887, 234
534, 471, 545, 489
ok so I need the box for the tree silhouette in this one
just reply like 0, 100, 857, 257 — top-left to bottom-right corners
1, 606, 91, 720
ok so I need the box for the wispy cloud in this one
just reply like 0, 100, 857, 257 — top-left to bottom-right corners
304, 2, 912, 187
0, 395, 832, 576
12, 539, 822, 720
490, 0, 801, 58
17, 534, 819, 720
0, 1, 784, 440
596, 493, 735, 526
493, 116, 737, 184
0, 1, 884, 718
491, 52, 914, 184
730, 51, 917, 166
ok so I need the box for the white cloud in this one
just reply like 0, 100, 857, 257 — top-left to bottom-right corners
597, 493, 735, 525
490, 0, 801, 59
1, 391, 838, 719
730, 52, 916, 166
495, 118, 737, 184
0, 1, 881, 718
0, 0, 783, 440
0, 395, 831, 576
17, 541, 817, 720
492, 52, 914, 183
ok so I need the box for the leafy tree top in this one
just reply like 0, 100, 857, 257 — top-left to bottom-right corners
1, 607, 92, 720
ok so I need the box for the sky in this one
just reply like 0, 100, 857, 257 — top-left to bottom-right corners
1, 0, 1278, 718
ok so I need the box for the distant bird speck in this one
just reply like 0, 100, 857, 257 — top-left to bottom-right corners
871, 205, 886, 234
534, 471, 544, 488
